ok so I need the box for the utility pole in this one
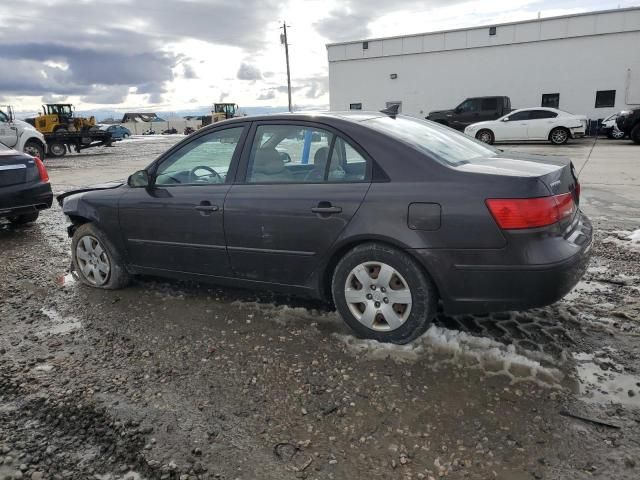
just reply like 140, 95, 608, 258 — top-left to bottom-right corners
280, 22, 293, 112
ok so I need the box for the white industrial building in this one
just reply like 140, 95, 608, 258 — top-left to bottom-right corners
327, 7, 640, 121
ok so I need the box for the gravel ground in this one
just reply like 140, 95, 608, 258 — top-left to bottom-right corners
1, 136, 639, 480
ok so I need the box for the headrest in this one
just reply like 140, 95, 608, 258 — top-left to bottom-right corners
314, 146, 329, 166
254, 148, 285, 175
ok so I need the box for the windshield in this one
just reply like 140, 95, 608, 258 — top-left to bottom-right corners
365, 116, 498, 166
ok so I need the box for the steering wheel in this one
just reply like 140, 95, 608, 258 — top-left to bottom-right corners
189, 165, 222, 184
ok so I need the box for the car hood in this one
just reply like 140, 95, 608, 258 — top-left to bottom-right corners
427, 109, 454, 117
455, 151, 570, 178
56, 180, 124, 206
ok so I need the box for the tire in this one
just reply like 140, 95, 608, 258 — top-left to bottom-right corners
8, 212, 39, 224
122, 133, 130, 139
332, 243, 438, 344
550, 127, 569, 145
23, 140, 44, 158
631, 124, 640, 145
71, 223, 130, 289
48, 142, 67, 157
53, 126, 68, 133
475, 129, 494, 145
608, 129, 625, 140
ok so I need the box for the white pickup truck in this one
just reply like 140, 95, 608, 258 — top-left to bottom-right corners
0, 106, 47, 158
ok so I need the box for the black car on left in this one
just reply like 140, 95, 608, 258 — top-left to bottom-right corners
0, 142, 52, 225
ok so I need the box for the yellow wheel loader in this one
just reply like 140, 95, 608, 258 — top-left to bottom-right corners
31, 104, 97, 134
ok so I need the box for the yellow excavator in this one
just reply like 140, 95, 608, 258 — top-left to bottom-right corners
31, 104, 97, 134
212, 103, 239, 123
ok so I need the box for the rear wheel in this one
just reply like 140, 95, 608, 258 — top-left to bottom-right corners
53, 126, 68, 133
48, 142, 67, 157
23, 140, 44, 158
550, 127, 569, 145
71, 223, 130, 289
8, 212, 39, 224
476, 129, 494, 145
332, 243, 437, 344
631, 124, 640, 145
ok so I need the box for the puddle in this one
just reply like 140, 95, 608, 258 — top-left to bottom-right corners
572, 353, 640, 408
40, 308, 82, 336
336, 325, 565, 387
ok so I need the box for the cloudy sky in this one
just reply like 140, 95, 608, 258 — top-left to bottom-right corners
0, 0, 637, 114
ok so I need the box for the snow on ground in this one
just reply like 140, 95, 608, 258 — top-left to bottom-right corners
602, 229, 640, 251
336, 324, 564, 387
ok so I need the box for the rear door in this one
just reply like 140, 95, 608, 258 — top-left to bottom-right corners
526, 109, 558, 139
118, 124, 248, 276
223, 121, 371, 286
478, 97, 499, 121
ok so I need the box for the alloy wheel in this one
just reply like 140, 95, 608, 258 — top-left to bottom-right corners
611, 128, 625, 140
477, 131, 492, 144
75, 235, 111, 286
23, 144, 41, 157
551, 129, 568, 144
344, 261, 412, 331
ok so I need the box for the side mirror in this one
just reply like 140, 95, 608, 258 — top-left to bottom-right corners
128, 170, 150, 188
502, 117, 510, 122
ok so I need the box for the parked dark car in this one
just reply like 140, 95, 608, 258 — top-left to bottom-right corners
58, 112, 591, 344
0, 142, 52, 224
100, 125, 131, 140
427, 96, 512, 131
616, 108, 640, 144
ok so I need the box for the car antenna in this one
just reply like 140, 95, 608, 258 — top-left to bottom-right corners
380, 104, 400, 118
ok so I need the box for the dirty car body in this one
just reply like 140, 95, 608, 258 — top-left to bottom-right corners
58, 112, 592, 343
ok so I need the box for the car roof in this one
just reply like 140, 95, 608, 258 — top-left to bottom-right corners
209, 111, 388, 127
511, 107, 565, 114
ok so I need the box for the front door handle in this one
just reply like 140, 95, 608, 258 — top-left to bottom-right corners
312, 202, 342, 215
195, 201, 219, 214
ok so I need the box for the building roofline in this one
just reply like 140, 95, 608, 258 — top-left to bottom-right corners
325, 5, 640, 48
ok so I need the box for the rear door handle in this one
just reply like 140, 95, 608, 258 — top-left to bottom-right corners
312, 203, 342, 214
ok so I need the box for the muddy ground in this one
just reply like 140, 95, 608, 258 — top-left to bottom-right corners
1, 137, 639, 480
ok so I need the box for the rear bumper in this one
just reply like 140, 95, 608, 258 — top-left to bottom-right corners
0, 182, 53, 218
411, 212, 592, 314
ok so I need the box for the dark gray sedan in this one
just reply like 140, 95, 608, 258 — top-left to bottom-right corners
58, 112, 591, 344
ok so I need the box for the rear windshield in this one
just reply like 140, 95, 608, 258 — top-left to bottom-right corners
364, 116, 498, 166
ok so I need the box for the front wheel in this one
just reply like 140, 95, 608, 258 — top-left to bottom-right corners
550, 127, 569, 145
608, 129, 625, 140
122, 133, 130, 139
332, 243, 438, 344
475, 129, 494, 145
71, 223, 130, 289
23, 140, 44, 159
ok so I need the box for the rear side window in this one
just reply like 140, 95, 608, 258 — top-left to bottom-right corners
327, 137, 367, 182
481, 98, 498, 110
529, 110, 558, 119
366, 116, 497, 167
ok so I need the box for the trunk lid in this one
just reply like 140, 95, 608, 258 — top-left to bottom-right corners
0, 149, 37, 187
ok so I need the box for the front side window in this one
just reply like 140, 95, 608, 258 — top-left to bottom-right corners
0, 109, 8, 123
507, 111, 530, 121
155, 127, 244, 185
457, 99, 481, 113
366, 116, 497, 167
595, 90, 616, 108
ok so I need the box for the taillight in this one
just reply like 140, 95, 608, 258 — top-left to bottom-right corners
34, 156, 49, 183
486, 193, 575, 230
575, 181, 581, 199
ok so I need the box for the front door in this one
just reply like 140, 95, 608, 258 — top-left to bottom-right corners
0, 109, 18, 148
118, 125, 247, 277
224, 122, 371, 286
452, 98, 482, 130
497, 110, 531, 141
